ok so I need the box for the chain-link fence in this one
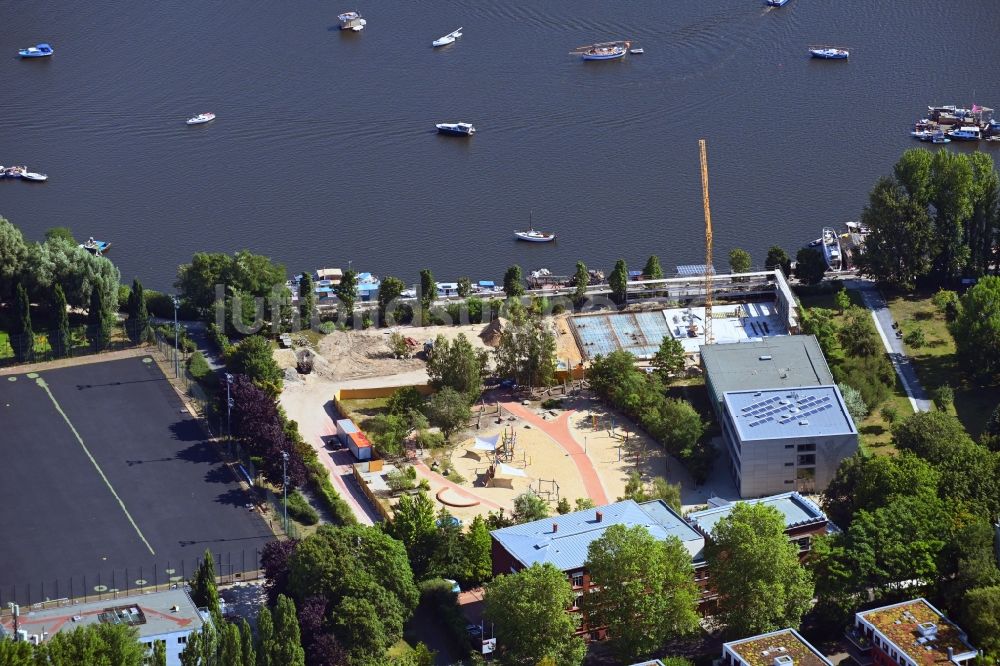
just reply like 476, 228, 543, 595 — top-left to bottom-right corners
0, 549, 266, 608
0, 321, 149, 368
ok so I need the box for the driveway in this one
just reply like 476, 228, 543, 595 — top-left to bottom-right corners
847, 280, 932, 412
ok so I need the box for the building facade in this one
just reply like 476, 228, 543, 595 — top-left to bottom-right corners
847, 598, 978, 666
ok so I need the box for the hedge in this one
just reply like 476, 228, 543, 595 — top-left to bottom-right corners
285, 489, 320, 526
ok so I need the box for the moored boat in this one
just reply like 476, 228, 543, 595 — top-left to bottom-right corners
80, 238, 112, 255
436, 122, 475, 136
514, 229, 555, 243
766, 0, 790, 6
948, 126, 982, 141
4, 166, 27, 178
19, 43, 54, 58
21, 171, 47, 182
338, 11, 367, 31
629, 48, 644, 54
809, 47, 849, 59
931, 131, 951, 144
572, 41, 630, 61
186, 112, 216, 125
821, 227, 842, 271
433, 28, 463, 47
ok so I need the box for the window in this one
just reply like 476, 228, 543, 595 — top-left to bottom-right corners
178, 636, 187, 645
784, 462, 794, 467
784, 480, 794, 484
785, 444, 795, 449
798, 454, 816, 466
795, 536, 811, 552
571, 574, 584, 588
797, 443, 816, 452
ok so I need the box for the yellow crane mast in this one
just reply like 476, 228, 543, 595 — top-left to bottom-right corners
698, 139, 714, 344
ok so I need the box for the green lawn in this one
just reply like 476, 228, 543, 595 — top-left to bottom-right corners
338, 397, 391, 431
886, 292, 999, 439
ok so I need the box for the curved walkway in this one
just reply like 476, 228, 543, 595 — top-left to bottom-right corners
410, 458, 504, 511
499, 401, 609, 505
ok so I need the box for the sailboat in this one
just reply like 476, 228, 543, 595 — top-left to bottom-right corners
514, 211, 555, 242
433, 28, 463, 47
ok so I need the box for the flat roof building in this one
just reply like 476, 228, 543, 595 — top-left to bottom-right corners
701, 337, 856, 498
849, 598, 978, 666
723, 628, 832, 666
0, 589, 205, 666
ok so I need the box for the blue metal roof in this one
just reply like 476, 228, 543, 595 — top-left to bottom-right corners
723, 385, 855, 441
675, 264, 716, 276
478, 280, 496, 287
491, 500, 704, 572
686, 492, 827, 537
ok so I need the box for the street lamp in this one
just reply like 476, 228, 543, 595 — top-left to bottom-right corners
281, 450, 290, 533
171, 295, 180, 378
225, 373, 234, 438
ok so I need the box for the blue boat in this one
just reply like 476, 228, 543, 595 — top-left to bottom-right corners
80, 238, 112, 255
809, 47, 849, 59
766, 0, 790, 6
19, 43, 54, 58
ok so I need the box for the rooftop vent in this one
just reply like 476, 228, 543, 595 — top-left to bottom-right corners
774, 655, 794, 666
917, 621, 938, 638
798, 420, 810, 426
552, 523, 559, 533
595, 511, 603, 523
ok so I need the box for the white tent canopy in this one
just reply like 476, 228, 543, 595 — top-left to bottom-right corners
497, 463, 527, 478
474, 434, 501, 451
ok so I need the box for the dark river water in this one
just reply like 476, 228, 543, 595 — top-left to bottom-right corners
3, 1, 998, 290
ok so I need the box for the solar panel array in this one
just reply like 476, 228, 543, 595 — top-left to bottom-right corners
742, 393, 834, 428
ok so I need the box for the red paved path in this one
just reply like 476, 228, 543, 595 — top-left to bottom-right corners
499, 402, 609, 505
410, 458, 504, 511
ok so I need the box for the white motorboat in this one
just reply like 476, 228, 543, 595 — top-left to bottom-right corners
821, 227, 841, 271
948, 126, 982, 141
186, 112, 216, 125
629, 48, 644, 54
809, 47, 849, 59
436, 122, 475, 136
433, 28, 463, 47
21, 171, 47, 182
338, 11, 367, 31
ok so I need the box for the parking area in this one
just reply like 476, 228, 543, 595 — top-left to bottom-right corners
0, 356, 274, 605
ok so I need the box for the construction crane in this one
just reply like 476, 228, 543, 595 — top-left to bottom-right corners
698, 139, 714, 344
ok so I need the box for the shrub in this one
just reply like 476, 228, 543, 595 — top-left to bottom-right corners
933, 384, 954, 411
904, 327, 926, 349
880, 405, 899, 423
207, 323, 233, 356
540, 398, 564, 410
386, 466, 418, 493
318, 321, 335, 334
145, 290, 175, 319
117, 284, 132, 312
416, 430, 445, 450
285, 489, 320, 525
187, 351, 216, 390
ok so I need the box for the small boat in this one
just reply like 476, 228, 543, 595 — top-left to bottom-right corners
514, 211, 555, 243
821, 227, 842, 271
987, 136, 1000, 143
931, 131, 951, 145
21, 171, 47, 182
436, 122, 475, 136
186, 112, 216, 125
766, 0, 790, 6
809, 47, 849, 59
948, 126, 982, 141
629, 48, 644, 54
4, 166, 26, 178
80, 237, 111, 255
19, 43, 54, 58
433, 28, 463, 47
572, 41, 630, 61
338, 11, 367, 31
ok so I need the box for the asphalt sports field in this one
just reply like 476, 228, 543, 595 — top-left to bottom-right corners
0, 356, 274, 605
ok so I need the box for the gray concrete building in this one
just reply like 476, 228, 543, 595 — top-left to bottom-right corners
701, 337, 858, 498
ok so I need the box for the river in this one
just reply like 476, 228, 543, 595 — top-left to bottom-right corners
3, 0, 998, 290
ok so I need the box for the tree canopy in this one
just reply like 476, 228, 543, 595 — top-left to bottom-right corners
795, 247, 827, 285
424, 387, 471, 441
950, 276, 1000, 384
176, 250, 284, 318
227, 335, 283, 398
728, 248, 751, 274
493, 315, 557, 387
426, 333, 486, 400
643, 255, 664, 280
706, 503, 813, 637
765, 246, 792, 276
502, 265, 524, 300
609, 259, 628, 306
583, 525, 699, 660
484, 563, 586, 666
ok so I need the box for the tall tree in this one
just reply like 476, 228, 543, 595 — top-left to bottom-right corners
424, 387, 472, 441
228, 335, 283, 398
962, 586, 1000, 655
764, 245, 792, 276
239, 618, 256, 666
418, 269, 436, 309
377, 275, 407, 325
270, 595, 306, 666
218, 622, 244, 666
794, 247, 827, 285
298, 272, 316, 328
335, 269, 358, 320
484, 563, 586, 666
573, 261, 589, 306
893, 148, 934, 208
0, 217, 28, 299
256, 605, 275, 666
52, 283, 71, 357
388, 490, 438, 578
426, 333, 486, 400
929, 149, 974, 283
652, 336, 685, 380
609, 258, 628, 306
728, 248, 751, 274
88, 281, 113, 350
190, 549, 221, 617
966, 152, 999, 277
457, 276, 472, 298
126, 278, 149, 343
706, 503, 813, 637
837, 306, 882, 357
502, 265, 524, 300
464, 515, 493, 586
950, 276, 1000, 384
643, 255, 664, 280
584, 525, 699, 661
821, 452, 940, 529
857, 176, 937, 289
12, 282, 34, 362
493, 316, 557, 387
